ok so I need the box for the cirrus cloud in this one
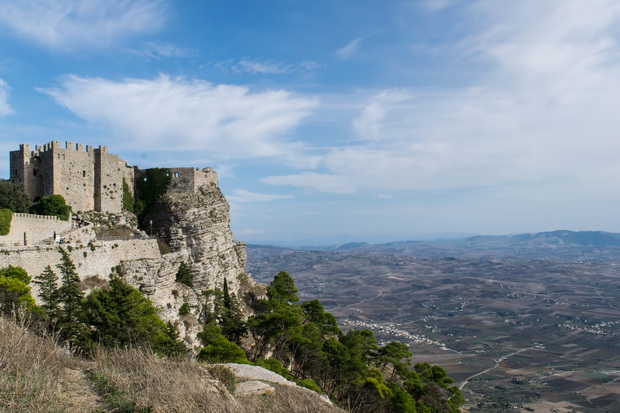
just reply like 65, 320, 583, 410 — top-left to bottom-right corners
0, 79, 12, 116
264, 0, 620, 197
0, 0, 167, 51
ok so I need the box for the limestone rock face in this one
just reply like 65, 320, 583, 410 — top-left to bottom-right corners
119, 183, 259, 349
147, 183, 247, 292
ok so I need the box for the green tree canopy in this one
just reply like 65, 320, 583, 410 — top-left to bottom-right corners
0, 181, 31, 213
267, 271, 299, 304
82, 271, 186, 357
29, 194, 71, 220
0, 276, 38, 318
0, 265, 31, 284
197, 322, 249, 363
33, 265, 61, 332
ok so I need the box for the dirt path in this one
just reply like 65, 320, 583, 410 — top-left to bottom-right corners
61, 365, 104, 412
459, 346, 537, 390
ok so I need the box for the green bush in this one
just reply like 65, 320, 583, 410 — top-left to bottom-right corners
207, 365, 236, 394
179, 303, 190, 315
175, 262, 193, 287
296, 378, 322, 393
122, 179, 135, 213
0, 265, 30, 283
0, 209, 12, 235
0, 181, 31, 212
29, 194, 71, 221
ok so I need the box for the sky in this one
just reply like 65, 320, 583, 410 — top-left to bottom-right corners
0, 0, 619, 245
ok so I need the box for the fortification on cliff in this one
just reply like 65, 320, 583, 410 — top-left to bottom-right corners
2, 141, 250, 347
9, 141, 218, 213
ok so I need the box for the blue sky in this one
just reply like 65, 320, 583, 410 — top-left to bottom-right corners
0, 0, 619, 245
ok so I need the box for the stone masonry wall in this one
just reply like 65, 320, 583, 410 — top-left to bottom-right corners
10, 141, 134, 213
0, 213, 72, 246
0, 239, 161, 286
168, 167, 218, 192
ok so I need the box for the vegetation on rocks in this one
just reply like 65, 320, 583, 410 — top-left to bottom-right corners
0, 208, 12, 235
198, 270, 464, 413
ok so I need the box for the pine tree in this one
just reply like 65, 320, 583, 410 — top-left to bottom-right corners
56, 247, 84, 348
175, 262, 193, 287
219, 278, 247, 344
82, 271, 186, 357
33, 265, 61, 332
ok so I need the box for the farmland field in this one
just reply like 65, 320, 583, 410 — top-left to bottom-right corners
246, 238, 620, 412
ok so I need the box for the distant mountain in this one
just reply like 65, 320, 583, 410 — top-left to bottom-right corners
248, 230, 620, 262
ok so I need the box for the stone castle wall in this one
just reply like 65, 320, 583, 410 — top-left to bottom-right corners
10, 141, 134, 213
168, 167, 218, 192
10, 142, 218, 215
0, 239, 161, 284
0, 213, 72, 246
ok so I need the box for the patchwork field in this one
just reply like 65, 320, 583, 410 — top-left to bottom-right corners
246, 243, 620, 412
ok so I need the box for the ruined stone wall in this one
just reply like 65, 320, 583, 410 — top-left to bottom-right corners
168, 167, 218, 192
0, 213, 72, 246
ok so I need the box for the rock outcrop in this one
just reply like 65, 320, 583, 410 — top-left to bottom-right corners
117, 182, 262, 349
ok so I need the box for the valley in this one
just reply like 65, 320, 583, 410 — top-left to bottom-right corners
246, 234, 620, 412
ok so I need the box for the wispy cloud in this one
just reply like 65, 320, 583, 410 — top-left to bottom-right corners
40, 74, 318, 159
235, 59, 292, 75
126, 42, 194, 59
215, 58, 322, 75
336, 36, 366, 60
265, 0, 620, 197
226, 189, 294, 203
0, 79, 13, 116
0, 0, 166, 51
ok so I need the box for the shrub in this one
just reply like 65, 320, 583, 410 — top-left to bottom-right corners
207, 365, 236, 394
122, 179, 135, 213
296, 378, 322, 393
179, 303, 190, 315
29, 194, 71, 221
175, 262, 193, 287
0, 181, 31, 213
0, 208, 12, 235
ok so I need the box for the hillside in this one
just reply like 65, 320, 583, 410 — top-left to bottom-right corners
0, 316, 341, 413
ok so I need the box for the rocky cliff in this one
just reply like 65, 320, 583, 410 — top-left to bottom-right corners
118, 182, 262, 349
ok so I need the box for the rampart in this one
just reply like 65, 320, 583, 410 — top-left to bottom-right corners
0, 213, 72, 246
0, 239, 161, 284
9, 142, 217, 215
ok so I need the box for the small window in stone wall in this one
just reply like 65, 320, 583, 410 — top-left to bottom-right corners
83, 170, 86, 177
174, 172, 180, 178
33, 168, 38, 176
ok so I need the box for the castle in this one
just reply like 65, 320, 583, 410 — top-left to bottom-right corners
10, 141, 218, 213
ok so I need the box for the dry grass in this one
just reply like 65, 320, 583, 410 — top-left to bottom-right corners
0, 316, 343, 413
0, 316, 73, 412
91, 347, 238, 412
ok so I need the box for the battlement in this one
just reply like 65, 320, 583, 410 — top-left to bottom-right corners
9, 142, 218, 214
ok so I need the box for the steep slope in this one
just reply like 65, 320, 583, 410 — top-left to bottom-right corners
119, 183, 261, 348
